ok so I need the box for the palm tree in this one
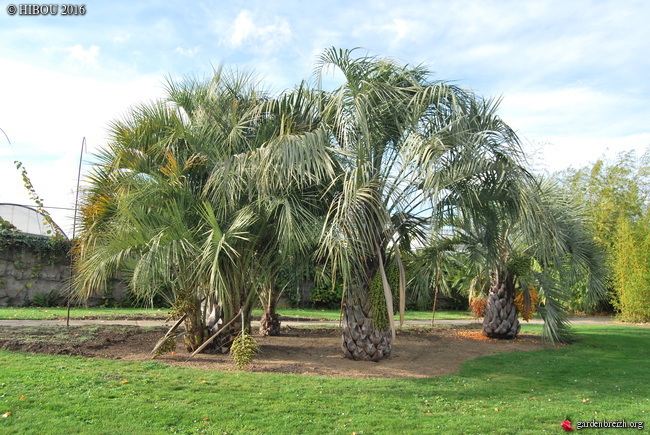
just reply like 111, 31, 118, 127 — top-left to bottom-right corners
314, 48, 532, 360
73, 69, 335, 350
72, 71, 256, 350
200, 81, 335, 337
421, 176, 608, 343
501, 179, 607, 343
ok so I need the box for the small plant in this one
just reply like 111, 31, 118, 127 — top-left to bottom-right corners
309, 284, 343, 309
151, 335, 177, 359
32, 289, 61, 307
0, 218, 18, 231
230, 331, 259, 370
14, 161, 65, 238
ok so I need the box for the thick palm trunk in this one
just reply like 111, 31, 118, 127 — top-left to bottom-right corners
182, 296, 223, 353
482, 272, 520, 339
259, 283, 282, 336
341, 279, 392, 361
183, 301, 208, 352
189, 292, 255, 354
259, 295, 281, 336
259, 310, 281, 336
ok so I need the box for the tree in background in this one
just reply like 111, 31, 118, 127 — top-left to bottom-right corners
558, 149, 650, 321
614, 215, 650, 322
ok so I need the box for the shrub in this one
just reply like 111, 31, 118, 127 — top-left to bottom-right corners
309, 284, 342, 309
31, 289, 62, 307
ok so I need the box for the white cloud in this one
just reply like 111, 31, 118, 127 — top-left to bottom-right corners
113, 34, 131, 43
499, 87, 641, 138
174, 46, 201, 57
67, 44, 100, 67
42, 44, 101, 71
230, 10, 255, 47
524, 133, 650, 173
380, 18, 415, 43
224, 10, 292, 53
500, 86, 650, 172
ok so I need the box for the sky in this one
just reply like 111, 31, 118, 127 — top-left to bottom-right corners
1, 0, 649, 237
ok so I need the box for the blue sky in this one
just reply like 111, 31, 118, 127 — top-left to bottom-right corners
1, 0, 649, 236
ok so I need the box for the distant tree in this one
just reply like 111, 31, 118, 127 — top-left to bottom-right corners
560, 150, 649, 252
613, 214, 650, 322
557, 149, 650, 321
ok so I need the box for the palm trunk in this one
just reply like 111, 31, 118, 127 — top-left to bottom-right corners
260, 310, 281, 336
260, 285, 281, 336
341, 268, 392, 361
482, 271, 520, 339
183, 299, 207, 352
340, 183, 394, 361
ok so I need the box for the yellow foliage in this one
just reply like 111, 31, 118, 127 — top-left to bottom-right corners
515, 286, 539, 321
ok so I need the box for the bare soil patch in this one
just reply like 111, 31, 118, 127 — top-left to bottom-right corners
0, 324, 545, 378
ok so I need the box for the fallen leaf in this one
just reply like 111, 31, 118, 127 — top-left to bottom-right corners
121, 380, 129, 384
203, 418, 210, 421
582, 398, 591, 403
19, 395, 26, 400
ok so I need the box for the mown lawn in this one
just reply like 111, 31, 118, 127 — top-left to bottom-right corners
0, 324, 647, 434
0, 307, 169, 321
0, 307, 474, 322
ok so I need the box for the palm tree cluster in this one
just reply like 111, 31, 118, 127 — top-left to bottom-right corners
73, 48, 606, 361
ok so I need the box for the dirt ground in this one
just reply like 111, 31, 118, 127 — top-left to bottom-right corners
0, 323, 546, 379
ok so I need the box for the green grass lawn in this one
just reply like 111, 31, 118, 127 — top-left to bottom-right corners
0, 307, 169, 321
0, 307, 474, 322
252, 307, 474, 321
0, 324, 647, 434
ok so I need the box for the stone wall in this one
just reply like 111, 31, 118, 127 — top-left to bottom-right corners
0, 243, 125, 307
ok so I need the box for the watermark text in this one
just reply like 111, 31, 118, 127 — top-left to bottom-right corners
576, 419, 644, 430
6, 4, 86, 16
